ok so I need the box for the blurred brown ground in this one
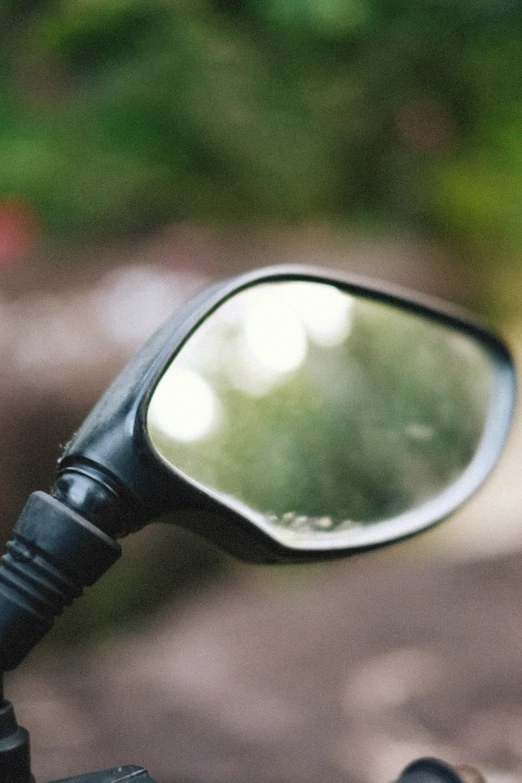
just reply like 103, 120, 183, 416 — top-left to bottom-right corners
9, 549, 522, 783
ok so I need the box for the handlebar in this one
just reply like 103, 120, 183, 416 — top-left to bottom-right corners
50, 767, 157, 783
46, 757, 484, 783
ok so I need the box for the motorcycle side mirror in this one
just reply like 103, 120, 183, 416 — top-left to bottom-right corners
146, 277, 512, 556
0, 265, 516, 672
40, 265, 518, 564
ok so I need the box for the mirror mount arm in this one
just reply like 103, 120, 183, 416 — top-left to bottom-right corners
0, 687, 34, 783
52, 464, 143, 538
0, 491, 121, 672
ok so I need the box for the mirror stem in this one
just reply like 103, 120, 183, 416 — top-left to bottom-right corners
0, 686, 34, 783
0, 491, 121, 671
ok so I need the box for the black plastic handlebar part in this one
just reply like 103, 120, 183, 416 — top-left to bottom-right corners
50, 766, 158, 783
0, 491, 121, 672
395, 758, 468, 783
0, 696, 34, 783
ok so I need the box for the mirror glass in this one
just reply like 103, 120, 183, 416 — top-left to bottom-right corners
147, 281, 496, 550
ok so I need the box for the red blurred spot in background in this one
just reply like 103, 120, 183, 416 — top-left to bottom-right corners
0, 199, 39, 265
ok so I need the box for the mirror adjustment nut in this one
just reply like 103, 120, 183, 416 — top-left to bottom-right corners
0, 491, 121, 671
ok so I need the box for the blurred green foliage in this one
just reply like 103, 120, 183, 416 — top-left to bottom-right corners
0, 0, 522, 265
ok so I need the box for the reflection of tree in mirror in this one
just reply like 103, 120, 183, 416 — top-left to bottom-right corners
147, 283, 493, 538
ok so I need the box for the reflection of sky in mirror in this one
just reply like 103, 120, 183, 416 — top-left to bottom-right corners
148, 282, 353, 440
148, 367, 220, 442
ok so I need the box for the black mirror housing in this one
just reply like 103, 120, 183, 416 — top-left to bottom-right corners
55, 264, 516, 563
